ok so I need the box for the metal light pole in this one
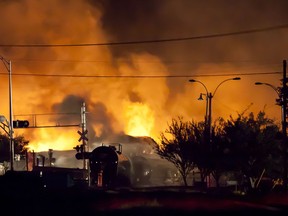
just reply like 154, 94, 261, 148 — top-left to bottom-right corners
189, 77, 241, 143
0, 56, 14, 171
254, 82, 281, 111
255, 59, 287, 190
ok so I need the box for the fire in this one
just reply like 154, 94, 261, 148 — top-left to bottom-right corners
124, 102, 154, 137
26, 128, 78, 152
0, 1, 282, 156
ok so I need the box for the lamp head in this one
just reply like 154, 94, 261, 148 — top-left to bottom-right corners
255, 82, 263, 85
0, 115, 6, 123
198, 93, 204, 100
189, 79, 196, 82
233, 77, 241, 80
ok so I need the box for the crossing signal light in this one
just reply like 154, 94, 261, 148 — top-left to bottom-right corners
75, 152, 90, 160
13, 120, 29, 128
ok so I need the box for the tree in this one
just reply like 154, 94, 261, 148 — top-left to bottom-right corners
0, 133, 29, 162
0, 134, 10, 162
14, 135, 30, 156
189, 120, 211, 184
155, 111, 282, 190
153, 116, 196, 186
214, 111, 282, 191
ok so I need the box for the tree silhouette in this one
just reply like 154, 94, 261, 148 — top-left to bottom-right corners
155, 111, 282, 190
153, 116, 196, 186
213, 111, 282, 191
0, 134, 10, 162
0, 133, 29, 162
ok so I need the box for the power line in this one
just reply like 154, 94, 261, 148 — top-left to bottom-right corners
11, 58, 284, 66
0, 24, 287, 48
14, 112, 79, 116
0, 71, 281, 78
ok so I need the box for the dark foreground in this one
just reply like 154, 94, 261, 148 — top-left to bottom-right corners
2, 185, 288, 216
1, 171, 288, 216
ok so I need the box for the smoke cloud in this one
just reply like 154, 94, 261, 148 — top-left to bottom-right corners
0, 0, 287, 153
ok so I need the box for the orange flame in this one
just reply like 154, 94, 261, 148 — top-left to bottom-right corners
124, 102, 154, 137
26, 128, 78, 152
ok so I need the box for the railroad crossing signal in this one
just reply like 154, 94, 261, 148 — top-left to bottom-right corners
13, 120, 29, 128
78, 129, 88, 142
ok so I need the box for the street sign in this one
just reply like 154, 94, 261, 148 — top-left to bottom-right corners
78, 129, 88, 142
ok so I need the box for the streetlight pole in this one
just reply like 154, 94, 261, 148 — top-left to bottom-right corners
255, 82, 280, 95
189, 77, 241, 143
190, 80, 209, 124
255, 59, 287, 190
0, 56, 14, 171
254, 82, 281, 114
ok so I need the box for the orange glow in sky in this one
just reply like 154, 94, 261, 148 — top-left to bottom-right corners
0, 1, 286, 152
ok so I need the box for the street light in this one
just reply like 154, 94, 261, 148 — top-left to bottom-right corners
189, 77, 241, 143
255, 82, 281, 97
255, 81, 287, 190
197, 93, 208, 125
0, 56, 14, 171
254, 82, 282, 120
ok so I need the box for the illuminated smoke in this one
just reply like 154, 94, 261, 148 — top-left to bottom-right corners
0, 0, 286, 153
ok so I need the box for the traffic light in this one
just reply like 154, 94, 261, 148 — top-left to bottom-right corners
13, 120, 29, 128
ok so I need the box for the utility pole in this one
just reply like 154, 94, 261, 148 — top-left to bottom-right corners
282, 59, 287, 190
